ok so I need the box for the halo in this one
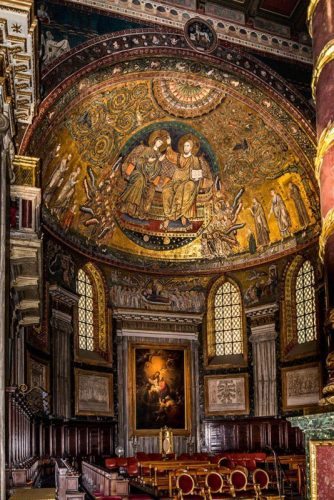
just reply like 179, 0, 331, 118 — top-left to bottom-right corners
148, 129, 170, 147
178, 134, 200, 155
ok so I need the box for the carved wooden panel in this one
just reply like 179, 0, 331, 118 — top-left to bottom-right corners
204, 418, 304, 453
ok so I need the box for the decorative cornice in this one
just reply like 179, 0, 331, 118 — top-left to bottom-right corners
117, 328, 198, 340
66, 0, 312, 64
0, 0, 39, 123
319, 207, 334, 261
245, 303, 279, 319
49, 284, 79, 305
307, 0, 321, 36
113, 307, 202, 325
314, 121, 334, 185
312, 39, 334, 100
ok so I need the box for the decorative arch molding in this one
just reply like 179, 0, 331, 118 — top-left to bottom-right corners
22, 29, 320, 274
205, 274, 247, 369
76, 262, 111, 364
281, 255, 318, 360
21, 28, 315, 153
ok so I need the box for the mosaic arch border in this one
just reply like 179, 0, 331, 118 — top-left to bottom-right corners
21, 32, 319, 274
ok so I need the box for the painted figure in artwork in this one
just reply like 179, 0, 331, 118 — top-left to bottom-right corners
53, 166, 80, 216
249, 197, 270, 247
268, 189, 291, 239
288, 181, 310, 228
162, 134, 212, 228
120, 130, 172, 218
44, 152, 72, 205
42, 31, 70, 65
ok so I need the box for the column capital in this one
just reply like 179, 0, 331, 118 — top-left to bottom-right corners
249, 323, 277, 343
49, 284, 79, 306
245, 302, 278, 326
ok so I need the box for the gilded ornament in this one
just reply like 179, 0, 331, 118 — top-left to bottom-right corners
12, 155, 39, 187
319, 208, 334, 261
314, 121, 334, 184
326, 351, 334, 369
312, 39, 334, 100
307, 0, 321, 35
85, 263, 108, 353
153, 78, 224, 118
327, 309, 334, 328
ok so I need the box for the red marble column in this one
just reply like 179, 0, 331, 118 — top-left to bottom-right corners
309, 0, 334, 401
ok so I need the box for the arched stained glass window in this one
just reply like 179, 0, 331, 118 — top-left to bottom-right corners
214, 281, 243, 356
76, 268, 94, 351
295, 260, 317, 344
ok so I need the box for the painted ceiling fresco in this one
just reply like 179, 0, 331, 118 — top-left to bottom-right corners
38, 1, 144, 71
30, 57, 318, 272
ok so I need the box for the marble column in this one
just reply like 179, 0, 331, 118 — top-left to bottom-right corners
247, 304, 278, 417
308, 0, 334, 400
49, 285, 79, 420
0, 113, 10, 499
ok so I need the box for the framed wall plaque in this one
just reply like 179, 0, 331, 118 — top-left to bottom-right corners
204, 373, 249, 416
282, 362, 321, 411
75, 368, 113, 416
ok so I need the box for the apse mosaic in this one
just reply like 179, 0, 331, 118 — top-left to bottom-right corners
36, 62, 318, 270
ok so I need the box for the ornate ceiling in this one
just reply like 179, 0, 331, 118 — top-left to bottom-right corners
24, 30, 319, 272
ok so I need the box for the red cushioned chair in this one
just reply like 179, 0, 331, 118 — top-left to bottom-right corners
116, 458, 128, 468
218, 457, 232, 469
230, 470, 248, 492
176, 472, 206, 500
205, 471, 233, 499
127, 461, 139, 477
105, 458, 118, 470
253, 469, 269, 490
95, 496, 122, 500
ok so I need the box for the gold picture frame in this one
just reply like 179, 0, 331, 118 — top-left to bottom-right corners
204, 373, 249, 416
75, 368, 114, 416
129, 343, 192, 436
281, 362, 322, 411
309, 439, 334, 499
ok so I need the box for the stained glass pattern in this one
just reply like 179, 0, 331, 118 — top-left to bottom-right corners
76, 268, 94, 351
295, 260, 316, 344
214, 281, 243, 355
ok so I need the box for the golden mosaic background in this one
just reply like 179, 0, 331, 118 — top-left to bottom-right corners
39, 70, 318, 265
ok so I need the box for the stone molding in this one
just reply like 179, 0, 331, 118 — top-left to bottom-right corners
66, 0, 312, 64
49, 284, 79, 305
0, 0, 38, 123
249, 323, 277, 344
113, 307, 202, 324
246, 303, 279, 327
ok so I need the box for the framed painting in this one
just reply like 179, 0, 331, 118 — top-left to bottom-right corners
310, 440, 334, 500
129, 343, 191, 435
27, 353, 49, 392
282, 362, 322, 411
75, 369, 114, 416
204, 373, 249, 416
